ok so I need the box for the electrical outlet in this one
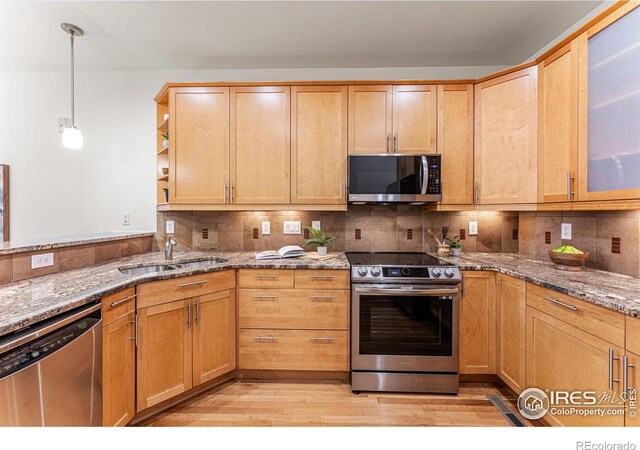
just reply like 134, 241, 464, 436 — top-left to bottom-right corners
122, 213, 130, 226
312, 221, 321, 230
31, 253, 54, 269
561, 223, 572, 240
166, 220, 175, 234
284, 221, 301, 235
468, 221, 478, 236
261, 221, 271, 235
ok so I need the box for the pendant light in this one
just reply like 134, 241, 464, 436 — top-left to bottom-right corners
61, 23, 84, 149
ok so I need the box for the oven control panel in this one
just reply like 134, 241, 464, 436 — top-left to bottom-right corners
351, 266, 461, 282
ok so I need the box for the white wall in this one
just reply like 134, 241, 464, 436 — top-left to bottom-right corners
0, 65, 507, 242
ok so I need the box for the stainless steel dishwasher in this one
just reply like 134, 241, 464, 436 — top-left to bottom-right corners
0, 303, 102, 426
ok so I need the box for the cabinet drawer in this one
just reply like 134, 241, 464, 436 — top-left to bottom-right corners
137, 270, 235, 308
239, 289, 349, 330
102, 287, 136, 325
294, 270, 349, 290
238, 329, 349, 371
627, 315, 640, 355
238, 269, 294, 289
526, 283, 625, 347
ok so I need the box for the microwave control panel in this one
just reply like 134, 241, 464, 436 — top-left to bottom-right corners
426, 156, 441, 194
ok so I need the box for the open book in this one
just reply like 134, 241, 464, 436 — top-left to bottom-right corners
255, 245, 306, 260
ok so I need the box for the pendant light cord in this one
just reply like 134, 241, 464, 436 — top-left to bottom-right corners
70, 32, 75, 127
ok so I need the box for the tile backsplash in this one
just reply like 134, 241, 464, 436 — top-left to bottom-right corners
156, 207, 519, 255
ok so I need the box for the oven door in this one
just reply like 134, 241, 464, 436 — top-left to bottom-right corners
351, 284, 459, 373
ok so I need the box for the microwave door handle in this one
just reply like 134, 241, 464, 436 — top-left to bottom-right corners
421, 156, 428, 195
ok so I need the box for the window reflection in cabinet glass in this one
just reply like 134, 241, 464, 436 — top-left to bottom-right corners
588, 7, 640, 192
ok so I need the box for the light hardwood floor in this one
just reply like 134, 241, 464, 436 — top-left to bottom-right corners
139, 381, 533, 427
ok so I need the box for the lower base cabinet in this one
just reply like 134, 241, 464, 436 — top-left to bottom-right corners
496, 274, 526, 394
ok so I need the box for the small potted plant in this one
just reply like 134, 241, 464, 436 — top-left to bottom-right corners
447, 236, 463, 257
304, 226, 336, 256
161, 131, 169, 149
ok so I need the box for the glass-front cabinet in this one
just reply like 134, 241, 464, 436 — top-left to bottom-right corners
578, 3, 640, 201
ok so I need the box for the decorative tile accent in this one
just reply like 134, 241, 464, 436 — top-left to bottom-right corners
512, 229, 518, 240
253, 228, 259, 239
202, 229, 209, 239
460, 229, 466, 240
407, 229, 413, 240
612, 237, 621, 254
545, 232, 551, 244
355, 229, 361, 240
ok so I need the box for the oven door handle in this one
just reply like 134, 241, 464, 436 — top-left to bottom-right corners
353, 286, 459, 296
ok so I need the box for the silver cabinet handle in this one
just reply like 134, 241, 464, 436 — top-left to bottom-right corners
310, 337, 335, 342
253, 336, 278, 341
543, 296, 578, 311
187, 302, 192, 329
567, 171, 576, 200
254, 295, 278, 299
179, 280, 208, 288
393, 133, 398, 153
309, 276, 335, 279
230, 182, 234, 203
624, 355, 636, 398
310, 296, 335, 300
254, 275, 278, 279
386, 133, 391, 153
195, 299, 199, 326
461, 273, 465, 297
224, 182, 228, 203
111, 294, 137, 308
130, 314, 138, 347
474, 182, 479, 204
609, 349, 621, 390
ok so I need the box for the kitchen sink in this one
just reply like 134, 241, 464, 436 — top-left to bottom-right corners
118, 258, 228, 275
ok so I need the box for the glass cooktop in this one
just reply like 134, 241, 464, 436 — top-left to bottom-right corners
346, 252, 452, 267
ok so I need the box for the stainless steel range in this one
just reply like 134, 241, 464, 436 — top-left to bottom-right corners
347, 252, 461, 394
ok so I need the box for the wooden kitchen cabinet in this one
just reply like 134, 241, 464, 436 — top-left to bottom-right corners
348, 85, 392, 154
392, 85, 437, 153
291, 86, 347, 205
459, 271, 496, 374
496, 274, 526, 394
102, 288, 136, 427
474, 67, 538, 204
230, 86, 291, 204
437, 84, 474, 205
169, 87, 230, 204
538, 41, 579, 203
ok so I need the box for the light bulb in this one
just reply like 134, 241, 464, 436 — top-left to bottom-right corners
62, 127, 83, 149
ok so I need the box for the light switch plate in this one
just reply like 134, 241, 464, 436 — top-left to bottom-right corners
284, 221, 302, 235
469, 221, 478, 236
32, 253, 54, 269
561, 223, 572, 240
166, 220, 175, 234
312, 221, 321, 230
261, 221, 271, 235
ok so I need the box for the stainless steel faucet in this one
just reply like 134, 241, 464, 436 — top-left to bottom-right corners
165, 236, 177, 260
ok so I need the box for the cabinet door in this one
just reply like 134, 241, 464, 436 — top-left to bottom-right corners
496, 274, 526, 394
193, 290, 237, 386
460, 271, 496, 374
230, 86, 291, 204
137, 299, 192, 411
437, 84, 474, 205
392, 85, 437, 153
291, 86, 347, 205
526, 306, 625, 426
169, 87, 229, 204
538, 41, 579, 203
625, 351, 640, 427
348, 85, 392, 154
577, 3, 640, 201
475, 67, 538, 204
103, 312, 135, 427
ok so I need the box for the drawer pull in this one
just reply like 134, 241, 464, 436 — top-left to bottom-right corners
110, 294, 137, 307
310, 337, 335, 342
254, 295, 278, 299
254, 275, 278, 279
179, 280, 208, 288
310, 296, 335, 300
609, 349, 621, 390
309, 276, 335, 279
543, 296, 578, 311
253, 336, 278, 341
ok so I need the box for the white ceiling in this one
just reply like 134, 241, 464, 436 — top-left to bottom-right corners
0, 1, 605, 72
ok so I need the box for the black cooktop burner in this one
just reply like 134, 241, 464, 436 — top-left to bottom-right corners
346, 252, 451, 267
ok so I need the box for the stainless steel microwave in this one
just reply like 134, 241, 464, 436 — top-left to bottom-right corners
348, 154, 442, 204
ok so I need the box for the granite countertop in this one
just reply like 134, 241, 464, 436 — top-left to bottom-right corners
0, 251, 350, 338
0, 232, 156, 256
431, 252, 640, 318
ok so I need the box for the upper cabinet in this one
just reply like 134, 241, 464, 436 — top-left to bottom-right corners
230, 86, 291, 205
474, 67, 538, 204
291, 86, 348, 205
348, 84, 437, 154
538, 41, 579, 203
577, 3, 640, 201
169, 87, 230, 205
437, 84, 474, 205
